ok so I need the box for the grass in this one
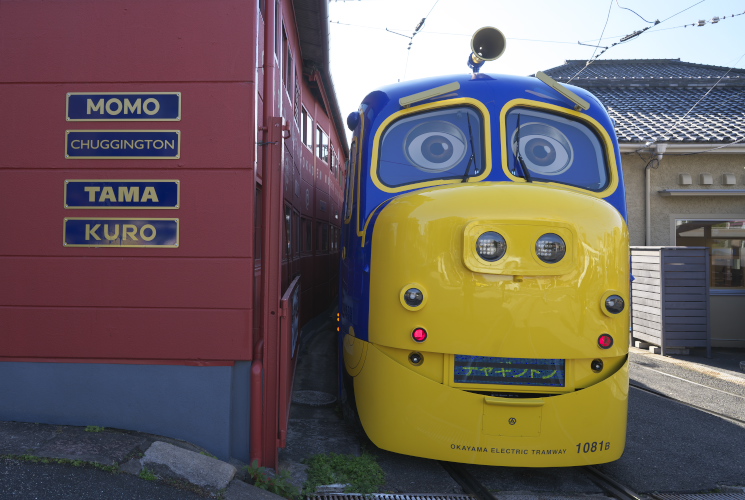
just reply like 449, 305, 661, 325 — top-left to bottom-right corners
246, 460, 301, 500
303, 452, 385, 496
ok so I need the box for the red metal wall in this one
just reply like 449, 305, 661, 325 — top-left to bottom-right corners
0, 0, 259, 363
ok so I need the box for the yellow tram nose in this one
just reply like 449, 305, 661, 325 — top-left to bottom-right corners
346, 181, 630, 466
368, 181, 629, 361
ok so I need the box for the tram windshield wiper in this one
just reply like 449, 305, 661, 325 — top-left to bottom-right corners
513, 114, 532, 183
461, 113, 477, 183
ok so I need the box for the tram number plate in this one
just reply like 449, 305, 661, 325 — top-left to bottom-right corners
454, 355, 565, 387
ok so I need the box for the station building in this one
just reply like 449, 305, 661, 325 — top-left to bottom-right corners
0, 0, 347, 468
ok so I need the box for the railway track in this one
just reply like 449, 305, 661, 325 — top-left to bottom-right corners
441, 461, 643, 500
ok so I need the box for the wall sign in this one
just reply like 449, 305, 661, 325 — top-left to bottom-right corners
63, 218, 179, 248
66, 92, 181, 121
65, 180, 180, 209
65, 130, 180, 159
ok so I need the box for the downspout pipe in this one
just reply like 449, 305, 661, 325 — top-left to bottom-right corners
645, 143, 667, 245
251, 0, 278, 467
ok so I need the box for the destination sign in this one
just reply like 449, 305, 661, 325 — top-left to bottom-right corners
454, 355, 566, 387
66, 93, 181, 121
65, 180, 180, 209
64, 218, 179, 248
65, 131, 180, 159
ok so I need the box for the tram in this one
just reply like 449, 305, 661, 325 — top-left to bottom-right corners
339, 28, 630, 467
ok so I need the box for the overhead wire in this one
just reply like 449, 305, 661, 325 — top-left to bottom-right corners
566, 1, 739, 83
567, 2, 745, 154
614, 0, 657, 24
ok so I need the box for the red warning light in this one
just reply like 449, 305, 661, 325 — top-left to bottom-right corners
412, 327, 428, 343
598, 333, 614, 349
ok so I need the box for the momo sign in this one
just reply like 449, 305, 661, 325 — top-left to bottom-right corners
66, 93, 181, 121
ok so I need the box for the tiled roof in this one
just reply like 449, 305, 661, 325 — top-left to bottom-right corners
544, 59, 745, 87
541, 59, 745, 144
593, 86, 745, 143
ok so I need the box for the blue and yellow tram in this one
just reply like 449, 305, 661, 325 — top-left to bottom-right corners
339, 28, 629, 467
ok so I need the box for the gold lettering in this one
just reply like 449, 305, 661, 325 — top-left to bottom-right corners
87, 99, 104, 115
84, 186, 101, 202
140, 224, 157, 241
165, 139, 175, 150
99, 186, 116, 202
105, 98, 122, 115
141, 186, 159, 203
85, 224, 101, 240
122, 224, 138, 241
103, 224, 120, 240
143, 98, 160, 115
124, 98, 142, 114
118, 186, 140, 202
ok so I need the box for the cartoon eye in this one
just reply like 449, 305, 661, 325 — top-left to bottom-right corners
404, 121, 467, 172
512, 122, 573, 175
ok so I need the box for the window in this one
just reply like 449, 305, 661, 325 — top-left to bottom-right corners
675, 219, 745, 291
505, 107, 608, 192
274, 0, 280, 55
378, 106, 483, 189
330, 226, 339, 253
284, 204, 292, 257
316, 126, 329, 163
282, 26, 293, 95
343, 139, 357, 222
301, 217, 313, 253
301, 108, 313, 149
317, 222, 329, 252
294, 72, 300, 125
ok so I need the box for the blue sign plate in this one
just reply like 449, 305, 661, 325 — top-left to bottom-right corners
64, 218, 179, 248
66, 131, 180, 159
65, 180, 180, 209
454, 355, 566, 387
67, 93, 181, 121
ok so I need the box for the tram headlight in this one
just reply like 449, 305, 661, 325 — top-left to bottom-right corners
476, 232, 506, 261
535, 233, 566, 263
605, 295, 625, 314
404, 288, 424, 308
400, 284, 427, 310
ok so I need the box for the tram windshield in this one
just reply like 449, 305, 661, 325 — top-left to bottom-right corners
377, 106, 484, 189
506, 108, 609, 192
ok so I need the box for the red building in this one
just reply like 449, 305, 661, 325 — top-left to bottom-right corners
0, 0, 347, 468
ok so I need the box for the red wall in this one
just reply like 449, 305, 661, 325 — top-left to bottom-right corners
0, 0, 259, 362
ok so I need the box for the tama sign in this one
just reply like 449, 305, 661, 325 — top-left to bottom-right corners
66, 92, 181, 121
65, 180, 180, 209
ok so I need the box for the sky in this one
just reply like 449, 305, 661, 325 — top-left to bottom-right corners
327, 0, 745, 125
